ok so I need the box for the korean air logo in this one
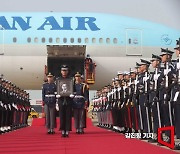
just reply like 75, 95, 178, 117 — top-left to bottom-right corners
161, 34, 172, 45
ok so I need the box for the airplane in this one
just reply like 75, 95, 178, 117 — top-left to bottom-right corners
0, 12, 180, 90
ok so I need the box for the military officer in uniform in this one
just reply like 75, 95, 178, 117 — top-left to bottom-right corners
137, 59, 152, 134
56, 65, 73, 137
73, 72, 89, 134
129, 69, 139, 133
159, 48, 175, 141
80, 75, 89, 130
0, 77, 3, 134
173, 39, 180, 150
148, 54, 162, 142
42, 73, 57, 134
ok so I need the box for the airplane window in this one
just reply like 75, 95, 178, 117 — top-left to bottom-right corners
106, 38, 110, 44
49, 38, 53, 43
27, 37, 31, 43
78, 38, 81, 43
92, 38, 96, 43
99, 38, 103, 43
34, 37, 38, 43
85, 38, 89, 43
42, 37, 45, 43
113, 38, 118, 44
56, 38, 60, 43
70, 38, 74, 43
13, 37, 17, 43
63, 38, 67, 43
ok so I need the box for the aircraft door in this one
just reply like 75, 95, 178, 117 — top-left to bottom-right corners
126, 29, 143, 56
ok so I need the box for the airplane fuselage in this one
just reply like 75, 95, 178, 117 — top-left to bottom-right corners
0, 12, 180, 90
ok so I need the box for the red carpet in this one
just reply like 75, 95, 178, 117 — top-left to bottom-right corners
0, 118, 177, 154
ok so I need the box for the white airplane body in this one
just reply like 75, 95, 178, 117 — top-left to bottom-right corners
0, 12, 180, 90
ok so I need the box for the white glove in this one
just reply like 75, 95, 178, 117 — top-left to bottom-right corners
117, 87, 121, 92
121, 103, 124, 108
143, 76, 149, 82
123, 86, 127, 90
153, 74, 160, 81
56, 95, 61, 98
69, 94, 74, 98
134, 80, 139, 85
164, 69, 171, 76
8, 104, 11, 110
4, 105, 7, 110
128, 82, 132, 87
177, 63, 180, 70
56, 104, 59, 111
0, 101, 3, 107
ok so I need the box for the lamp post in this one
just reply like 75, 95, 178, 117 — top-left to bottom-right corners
0, 24, 5, 55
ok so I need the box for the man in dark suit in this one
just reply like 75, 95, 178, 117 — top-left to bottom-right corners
56, 65, 73, 137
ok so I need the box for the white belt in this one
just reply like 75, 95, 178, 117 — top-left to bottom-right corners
45, 95, 55, 97
74, 95, 84, 99
0, 101, 3, 107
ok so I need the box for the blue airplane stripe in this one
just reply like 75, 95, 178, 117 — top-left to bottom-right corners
0, 12, 179, 47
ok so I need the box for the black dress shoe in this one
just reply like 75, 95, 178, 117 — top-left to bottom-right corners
51, 131, 55, 134
65, 134, 69, 137
174, 144, 180, 150
61, 134, 66, 137
157, 143, 163, 146
148, 139, 157, 143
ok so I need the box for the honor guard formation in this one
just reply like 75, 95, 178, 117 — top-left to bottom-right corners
92, 38, 180, 150
42, 65, 89, 137
0, 77, 31, 134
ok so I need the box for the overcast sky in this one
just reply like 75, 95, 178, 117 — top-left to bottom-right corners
0, 0, 180, 30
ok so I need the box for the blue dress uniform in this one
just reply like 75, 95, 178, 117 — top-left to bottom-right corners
0, 77, 3, 134
137, 59, 152, 134
42, 79, 57, 134
129, 72, 139, 132
73, 80, 88, 134
117, 79, 125, 131
148, 54, 162, 142
158, 48, 175, 139
132, 65, 141, 132
81, 82, 89, 129
123, 76, 132, 133
173, 40, 180, 150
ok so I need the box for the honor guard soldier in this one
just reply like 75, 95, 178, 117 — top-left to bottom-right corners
73, 72, 89, 134
1, 80, 9, 133
115, 72, 125, 133
173, 39, 180, 150
105, 85, 113, 129
111, 78, 119, 131
80, 75, 89, 130
148, 54, 162, 142
123, 71, 133, 133
0, 77, 3, 134
137, 59, 152, 135
42, 73, 57, 134
159, 48, 175, 141
102, 86, 110, 128
56, 65, 73, 137
129, 69, 139, 133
